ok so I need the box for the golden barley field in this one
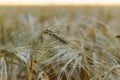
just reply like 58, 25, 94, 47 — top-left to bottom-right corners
0, 6, 120, 80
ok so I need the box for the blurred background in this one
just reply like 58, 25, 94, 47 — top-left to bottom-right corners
0, 1, 120, 80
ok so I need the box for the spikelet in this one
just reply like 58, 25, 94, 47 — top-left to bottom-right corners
43, 30, 68, 44
97, 21, 111, 38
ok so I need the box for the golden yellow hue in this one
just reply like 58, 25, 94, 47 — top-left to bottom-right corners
0, 3, 120, 6
0, 6, 120, 80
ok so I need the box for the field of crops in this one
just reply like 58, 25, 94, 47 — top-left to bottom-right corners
0, 6, 120, 80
